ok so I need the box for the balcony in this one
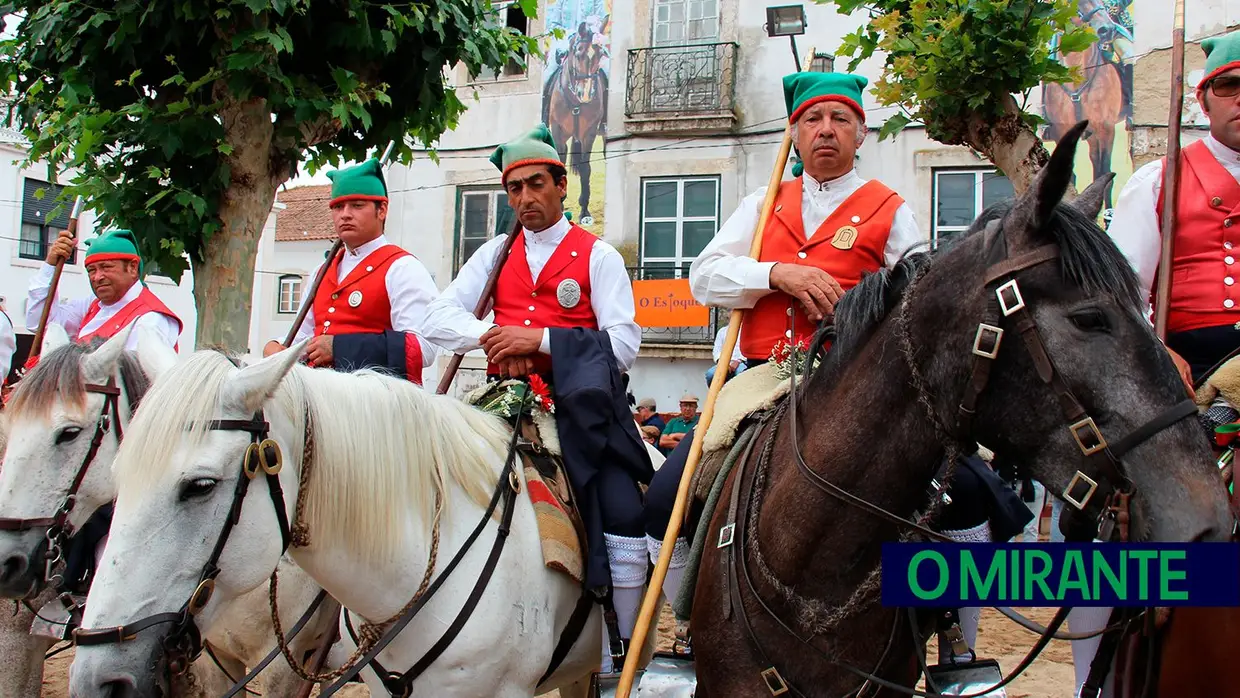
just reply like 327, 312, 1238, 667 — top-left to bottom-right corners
625, 42, 738, 136
628, 265, 722, 358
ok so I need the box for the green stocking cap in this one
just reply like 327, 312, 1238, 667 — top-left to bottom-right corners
1200, 30, 1240, 89
327, 158, 387, 206
490, 124, 563, 184
85, 229, 143, 275
783, 72, 867, 123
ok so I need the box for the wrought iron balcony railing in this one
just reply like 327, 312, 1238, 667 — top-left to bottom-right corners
625, 42, 738, 118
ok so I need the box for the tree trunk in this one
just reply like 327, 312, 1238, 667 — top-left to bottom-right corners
191, 92, 290, 352
964, 93, 1052, 196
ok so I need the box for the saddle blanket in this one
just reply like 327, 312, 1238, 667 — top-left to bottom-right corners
466, 380, 583, 583
690, 361, 789, 501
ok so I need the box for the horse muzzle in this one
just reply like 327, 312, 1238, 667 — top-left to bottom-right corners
70, 634, 172, 698
0, 528, 49, 598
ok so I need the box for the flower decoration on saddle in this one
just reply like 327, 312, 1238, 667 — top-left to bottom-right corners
475, 377, 555, 419
770, 338, 816, 380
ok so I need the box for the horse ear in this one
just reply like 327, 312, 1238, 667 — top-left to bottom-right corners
41, 323, 70, 356
1003, 120, 1090, 248
224, 340, 307, 413
136, 327, 178, 381
81, 325, 132, 384
1070, 172, 1116, 221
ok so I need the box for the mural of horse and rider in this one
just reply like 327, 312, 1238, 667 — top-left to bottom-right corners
1041, 0, 1135, 222
541, 0, 610, 235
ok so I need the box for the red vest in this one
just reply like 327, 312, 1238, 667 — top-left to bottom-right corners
1155, 140, 1240, 334
79, 286, 182, 350
491, 224, 598, 374
740, 178, 902, 360
311, 244, 423, 383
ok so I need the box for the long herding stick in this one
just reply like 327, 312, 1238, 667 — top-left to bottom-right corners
612, 46, 818, 698
1154, 0, 1187, 340
281, 141, 398, 347
434, 218, 522, 395
28, 195, 84, 360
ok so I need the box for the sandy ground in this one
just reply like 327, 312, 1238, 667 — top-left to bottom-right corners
41, 604, 1074, 697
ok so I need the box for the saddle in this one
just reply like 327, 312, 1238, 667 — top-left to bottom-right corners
466, 380, 587, 583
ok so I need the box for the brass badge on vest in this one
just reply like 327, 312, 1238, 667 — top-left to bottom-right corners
831, 225, 859, 250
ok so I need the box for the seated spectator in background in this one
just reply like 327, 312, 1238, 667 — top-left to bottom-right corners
636, 397, 666, 433
705, 325, 746, 388
659, 394, 699, 454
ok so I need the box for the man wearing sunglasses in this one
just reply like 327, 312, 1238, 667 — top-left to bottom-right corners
1110, 32, 1240, 384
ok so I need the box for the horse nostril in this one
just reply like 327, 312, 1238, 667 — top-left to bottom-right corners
0, 552, 28, 583
100, 676, 139, 698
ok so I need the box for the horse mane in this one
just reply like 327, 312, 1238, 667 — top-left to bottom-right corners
115, 351, 512, 561
971, 199, 1143, 313
804, 251, 934, 393
803, 196, 1141, 390
5, 339, 150, 419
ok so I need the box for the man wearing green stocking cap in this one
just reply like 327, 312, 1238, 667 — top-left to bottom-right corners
424, 124, 652, 675
264, 158, 438, 383
26, 227, 182, 354
646, 71, 1027, 669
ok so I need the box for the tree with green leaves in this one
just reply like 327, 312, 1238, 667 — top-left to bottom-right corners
818, 0, 1095, 192
1, 0, 537, 351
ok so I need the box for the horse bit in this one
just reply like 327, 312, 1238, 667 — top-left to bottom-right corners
0, 379, 123, 594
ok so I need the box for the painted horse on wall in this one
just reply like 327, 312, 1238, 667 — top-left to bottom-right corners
1042, 0, 1132, 211
542, 20, 608, 227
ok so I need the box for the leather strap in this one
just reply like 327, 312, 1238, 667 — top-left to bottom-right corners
74, 611, 185, 645
537, 591, 595, 687
220, 590, 330, 698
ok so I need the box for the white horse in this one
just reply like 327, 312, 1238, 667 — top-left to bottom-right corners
0, 325, 338, 696
70, 334, 657, 697
0, 415, 61, 696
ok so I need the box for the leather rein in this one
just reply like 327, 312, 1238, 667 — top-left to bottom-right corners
0, 379, 123, 591
720, 219, 1199, 696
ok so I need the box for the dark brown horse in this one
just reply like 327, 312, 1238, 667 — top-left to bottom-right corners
542, 21, 607, 226
1043, 0, 1126, 209
690, 122, 1233, 696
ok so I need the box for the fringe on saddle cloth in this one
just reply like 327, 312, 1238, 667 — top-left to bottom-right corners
689, 361, 791, 501
466, 380, 585, 583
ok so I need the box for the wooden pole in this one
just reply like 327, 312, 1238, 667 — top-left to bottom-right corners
281, 142, 398, 348
612, 47, 817, 698
1154, 0, 1187, 341
434, 219, 522, 395
28, 195, 84, 361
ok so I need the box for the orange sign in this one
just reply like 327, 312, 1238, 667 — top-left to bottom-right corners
632, 278, 710, 328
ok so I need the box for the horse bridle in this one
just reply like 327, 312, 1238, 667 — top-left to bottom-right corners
952, 220, 1199, 542
719, 219, 1200, 697
73, 408, 293, 675
0, 379, 123, 591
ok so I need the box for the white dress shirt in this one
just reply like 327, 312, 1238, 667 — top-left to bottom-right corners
690, 170, 924, 309
0, 310, 14, 379
284, 234, 439, 367
1109, 135, 1240, 300
422, 215, 641, 372
26, 264, 180, 350
712, 325, 743, 363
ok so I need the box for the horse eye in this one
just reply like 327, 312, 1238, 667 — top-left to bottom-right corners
54, 427, 82, 445
1069, 309, 1110, 333
179, 478, 218, 502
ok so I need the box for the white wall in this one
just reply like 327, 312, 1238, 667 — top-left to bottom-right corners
0, 141, 198, 351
